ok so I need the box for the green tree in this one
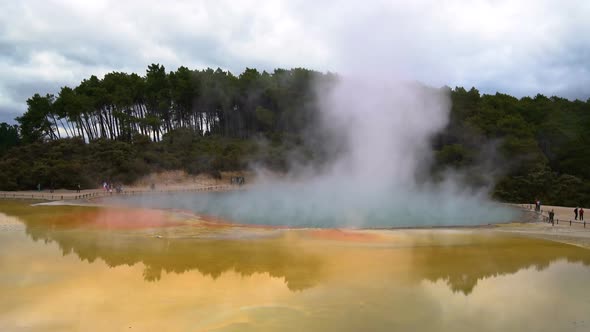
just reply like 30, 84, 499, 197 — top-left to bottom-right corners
0, 122, 20, 155
17, 94, 57, 143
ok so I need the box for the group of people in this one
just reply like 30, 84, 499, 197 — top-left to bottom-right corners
102, 181, 123, 194
534, 199, 585, 223
546, 207, 584, 223
230, 176, 245, 186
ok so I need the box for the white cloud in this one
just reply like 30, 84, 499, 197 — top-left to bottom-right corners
0, 0, 589, 121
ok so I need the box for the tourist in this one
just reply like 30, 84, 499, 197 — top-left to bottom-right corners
76, 183, 81, 193
549, 209, 555, 223
580, 207, 584, 221
574, 207, 578, 220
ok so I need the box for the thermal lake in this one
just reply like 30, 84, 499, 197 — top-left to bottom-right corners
1, 200, 589, 331
98, 189, 519, 228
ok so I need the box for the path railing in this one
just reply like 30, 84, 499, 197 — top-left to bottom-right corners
0, 185, 233, 202
519, 204, 586, 228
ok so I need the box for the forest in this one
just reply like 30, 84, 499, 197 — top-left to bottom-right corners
0, 64, 589, 206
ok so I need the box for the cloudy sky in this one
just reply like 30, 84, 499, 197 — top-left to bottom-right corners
1, 0, 589, 123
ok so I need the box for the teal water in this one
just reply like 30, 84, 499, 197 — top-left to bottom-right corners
101, 187, 518, 228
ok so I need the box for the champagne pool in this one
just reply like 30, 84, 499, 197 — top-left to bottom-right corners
97, 188, 520, 228
1, 200, 589, 332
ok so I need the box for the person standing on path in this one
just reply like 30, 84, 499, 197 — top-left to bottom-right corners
574, 207, 579, 220
580, 207, 584, 221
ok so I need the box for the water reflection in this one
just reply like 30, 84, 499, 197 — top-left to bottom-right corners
2, 203, 590, 331
406, 232, 590, 294
2, 203, 590, 295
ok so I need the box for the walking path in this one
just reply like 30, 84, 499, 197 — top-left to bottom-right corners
0, 184, 236, 202
501, 204, 590, 249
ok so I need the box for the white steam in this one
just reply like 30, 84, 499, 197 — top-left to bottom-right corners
317, 77, 449, 187
107, 74, 518, 228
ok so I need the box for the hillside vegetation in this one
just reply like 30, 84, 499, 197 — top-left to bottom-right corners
1, 65, 589, 206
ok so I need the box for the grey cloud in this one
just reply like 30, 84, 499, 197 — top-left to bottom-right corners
7, 80, 64, 102
0, 109, 20, 124
0, 0, 589, 120
0, 41, 27, 63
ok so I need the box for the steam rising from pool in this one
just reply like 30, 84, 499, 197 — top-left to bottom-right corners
106, 75, 517, 227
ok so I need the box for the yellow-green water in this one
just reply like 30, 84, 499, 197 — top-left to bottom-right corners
1, 201, 590, 331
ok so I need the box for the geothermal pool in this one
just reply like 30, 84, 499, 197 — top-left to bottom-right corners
1, 201, 590, 331
99, 189, 519, 228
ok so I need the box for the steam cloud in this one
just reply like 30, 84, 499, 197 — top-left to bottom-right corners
108, 72, 518, 228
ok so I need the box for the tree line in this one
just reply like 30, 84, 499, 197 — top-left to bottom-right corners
1, 64, 589, 206
15, 65, 324, 143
